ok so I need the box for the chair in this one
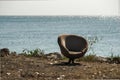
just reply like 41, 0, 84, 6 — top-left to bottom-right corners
58, 34, 88, 64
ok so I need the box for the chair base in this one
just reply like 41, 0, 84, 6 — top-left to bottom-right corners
65, 58, 75, 64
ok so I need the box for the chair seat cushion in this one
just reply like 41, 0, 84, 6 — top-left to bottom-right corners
69, 51, 82, 55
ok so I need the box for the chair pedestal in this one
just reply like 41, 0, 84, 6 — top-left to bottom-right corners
68, 58, 75, 64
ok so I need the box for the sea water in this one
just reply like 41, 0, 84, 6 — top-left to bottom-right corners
0, 16, 120, 56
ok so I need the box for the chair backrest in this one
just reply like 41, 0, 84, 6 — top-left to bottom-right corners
58, 34, 88, 58
65, 35, 87, 52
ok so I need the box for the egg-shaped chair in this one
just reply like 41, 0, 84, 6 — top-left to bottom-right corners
58, 34, 88, 64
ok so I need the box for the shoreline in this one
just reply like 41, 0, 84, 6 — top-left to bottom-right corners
0, 48, 120, 63
0, 47, 118, 57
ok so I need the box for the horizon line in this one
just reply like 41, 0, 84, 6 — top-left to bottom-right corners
0, 15, 120, 17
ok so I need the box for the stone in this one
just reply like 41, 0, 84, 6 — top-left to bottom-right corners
18, 69, 23, 71
54, 61, 58, 64
83, 68, 86, 71
60, 75, 65, 77
50, 62, 53, 65
46, 52, 62, 60
62, 68, 66, 71
92, 75, 95, 78
103, 74, 106, 78
6, 72, 11, 75
98, 71, 101, 74
35, 72, 39, 75
97, 56, 107, 62
94, 73, 97, 75
110, 68, 114, 72
0, 48, 10, 57
87, 65, 92, 68
57, 75, 65, 80
57, 77, 61, 80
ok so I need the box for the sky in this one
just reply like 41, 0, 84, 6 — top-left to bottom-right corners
0, 0, 120, 16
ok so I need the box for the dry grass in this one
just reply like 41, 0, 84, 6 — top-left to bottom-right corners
76, 54, 97, 62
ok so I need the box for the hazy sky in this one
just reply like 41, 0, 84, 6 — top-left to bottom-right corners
0, 0, 119, 16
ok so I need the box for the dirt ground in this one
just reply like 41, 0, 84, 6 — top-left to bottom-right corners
0, 55, 120, 80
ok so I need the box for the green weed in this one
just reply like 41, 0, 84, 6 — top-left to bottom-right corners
76, 53, 97, 62
21, 48, 45, 57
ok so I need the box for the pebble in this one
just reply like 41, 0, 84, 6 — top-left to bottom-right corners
35, 72, 39, 75
19, 69, 23, 71
2, 65, 5, 68
54, 61, 58, 64
60, 75, 65, 77
83, 68, 86, 70
86, 65, 91, 68
50, 62, 53, 65
94, 73, 97, 75
103, 74, 106, 78
57, 77, 61, 80
57, 75, 65, 80
62, 68, 66, 71
110, 68, 114, 72
92, 75, 95, 78
6, 72, 11, 75
98, 71, 101, 74
112, 63, 117, 66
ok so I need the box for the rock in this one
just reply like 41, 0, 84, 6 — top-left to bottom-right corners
83, 68, 86, 71
34, 72, 40, 77
57, 77, 61, 80
54, 61, 58, 64
46, 52, 62, 60
6, 72, 11, 75
87, 65, 92, 68
110, 68, 114, 72
0, 48, 10, 57
19, 69, 23, 71
49, 62, 53, 65
62, 68, 66, 71
92, 75, 95, 78
97, 56, 107, 62
60, 75, 65, 77
102, 74, 106, 78
98, 71, 101, 74
2, 65, 5, 68
94, 73, 97, 75
57, 75, 65, 80
35, 72, 39, 75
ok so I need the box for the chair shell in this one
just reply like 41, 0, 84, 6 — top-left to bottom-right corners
58, 34, 88, 59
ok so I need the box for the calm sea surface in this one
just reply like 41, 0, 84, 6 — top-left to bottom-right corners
0, 16, 120, 56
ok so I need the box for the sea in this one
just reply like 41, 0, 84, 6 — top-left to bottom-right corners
0, 16, 120, 57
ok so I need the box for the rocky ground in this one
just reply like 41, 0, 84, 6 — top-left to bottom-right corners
0, 54, 120, 80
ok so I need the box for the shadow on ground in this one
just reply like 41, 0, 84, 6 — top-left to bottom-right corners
53, 62, 83, 66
